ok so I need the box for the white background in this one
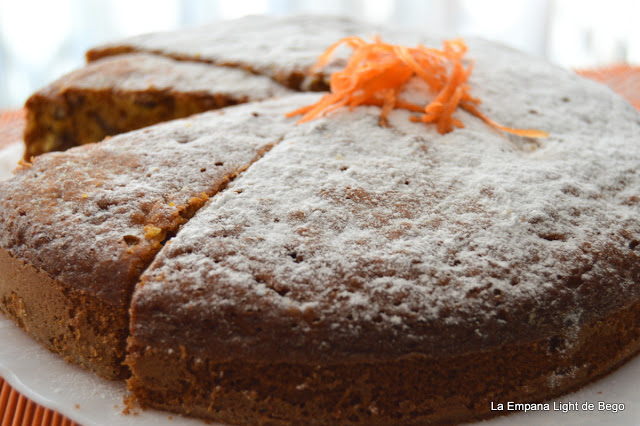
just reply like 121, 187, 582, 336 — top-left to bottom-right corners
0, 0, 639, 107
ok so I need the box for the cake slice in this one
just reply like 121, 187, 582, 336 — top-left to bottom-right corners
23, 53, 292, 159
126, 41, 640, 424
0, 97, 299, 379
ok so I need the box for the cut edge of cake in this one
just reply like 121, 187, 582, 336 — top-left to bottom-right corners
1, 95, 314, 379
23, 53, 293, 160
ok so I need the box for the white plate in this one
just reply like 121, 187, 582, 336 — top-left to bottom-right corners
0, 314, 214, 426
1, 142, 639, 425
0, 142, 23, 181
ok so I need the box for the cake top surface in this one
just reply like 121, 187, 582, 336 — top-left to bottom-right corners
0, 98, 298, 303
36, 53, 291, 98
132, 37, 640, 362
86, 15, 420, 89
3, 14, 640, 362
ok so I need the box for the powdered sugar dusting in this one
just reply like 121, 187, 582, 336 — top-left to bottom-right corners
133, 39, 640, 362
548, 366, 581, 389
0, 97, 300, 301
42, 53, 291, 99
88, 15, 428, 90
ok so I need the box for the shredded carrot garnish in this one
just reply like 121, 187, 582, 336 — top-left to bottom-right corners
286, 37, 548, 138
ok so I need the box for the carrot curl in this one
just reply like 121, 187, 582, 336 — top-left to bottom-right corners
286, 37, 548, 138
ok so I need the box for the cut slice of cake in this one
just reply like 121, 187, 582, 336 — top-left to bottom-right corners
126, 41, 640, 424
23, 52, 292, 159
0, 98, 300, 379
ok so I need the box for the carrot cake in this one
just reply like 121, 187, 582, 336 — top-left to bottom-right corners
126, 61, 640, 423
1, 15, 639, 425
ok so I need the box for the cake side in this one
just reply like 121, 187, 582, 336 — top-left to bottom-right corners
128, 297, 640, 425
127, 39, 640, 423
129, 104, 640, 361
0, 98, 302, 379
23, 53, 292, 159
0, 248, 138, 378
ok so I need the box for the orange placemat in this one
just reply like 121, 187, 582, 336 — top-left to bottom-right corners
0, 65, 639, 425
0, 377, 78, 426
576, 64, 640, 110
0, 109, 25, 150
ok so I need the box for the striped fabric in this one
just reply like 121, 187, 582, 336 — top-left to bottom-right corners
0, 377, 79, 426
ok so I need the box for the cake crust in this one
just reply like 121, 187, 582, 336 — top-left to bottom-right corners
0, 248, 131, 377
128, 298, 640, 425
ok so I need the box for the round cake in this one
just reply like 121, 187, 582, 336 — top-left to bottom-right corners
0, 15, 639, 426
